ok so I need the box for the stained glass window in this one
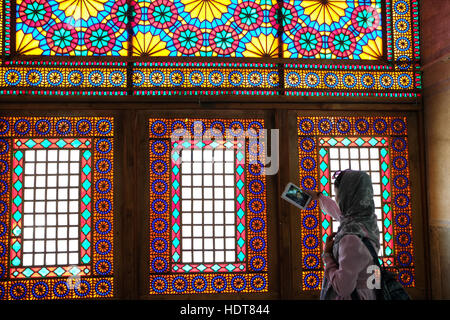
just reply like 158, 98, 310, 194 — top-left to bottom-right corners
297, 116, 415, 291
0, 0, 420, 95
0, 117, 114, 300
149, 118, 268, 294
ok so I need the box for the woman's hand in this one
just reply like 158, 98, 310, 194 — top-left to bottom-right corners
304, 190, 320, 201
324, 232, 337, 254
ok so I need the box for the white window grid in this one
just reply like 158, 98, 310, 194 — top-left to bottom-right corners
21, 149, 81, 267
180, 148, 236, 264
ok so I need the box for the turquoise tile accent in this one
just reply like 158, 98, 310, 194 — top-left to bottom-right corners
384, 232, 392, 243
15, 151, 23, 161
238, 252, 245, 262
12, 226, 22, 236
236, 180, 244, 190
197, 264, 207, 272
342, 138, 351, 146
13, 211, 21, 223
237, 238, 245, 248
13, 180, 23, 191
322, 219, 330, 230
81, 209, 91, 220
81, 255, 91, 264
320, 175, 328, 186
23, 268, 34, 277
210, 141, 219, 149
182, 141, 191, 148
328, 138, 337, 146
81, 224, 91, 235
182, 265, 192, 272
54, 267, 65, 276
40, 139, 52, 148
56, 139, 67, 148
172, 223, 180, 233
71, 140, 82, 148
385, 247, 392, 256
237, 223, 245, 233
82, 165, 91, 176
82, 194, 91, 205
70, 267, 81, 276
355, 138, 365, 146
226, 264, 236, 272
82, 179, 91, 190
211, 264, 221, 272
173, 252, 180, 262
224, 141, 233, 149
14, 165, 23, 177
236, 165, 244, 176
11, 257, 21, 267
12, 241, 21, 252
13, 195, 22, 206
25, 139, 36, 148
173, 237, 179, 248
81, 239, 90, 250
83, 150, 92, 160
196, 141, 205, 148
319, 148, 327, 157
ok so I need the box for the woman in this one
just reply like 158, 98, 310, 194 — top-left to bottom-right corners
305, 170, 380, 300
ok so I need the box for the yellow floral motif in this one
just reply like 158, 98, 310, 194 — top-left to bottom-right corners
133, 32, 171, 56
181, 0, 232, 22
244, 33, 278, 58
360, 37, 383, 60
16, 30, 44, 55
300, 0, 348, 25
57, 0, 109, 21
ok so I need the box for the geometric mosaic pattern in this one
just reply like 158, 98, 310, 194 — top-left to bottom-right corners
149, 118, 268, 294
297, 116, 415, 291
0, 0, 420, 96
0, 117, 114, 300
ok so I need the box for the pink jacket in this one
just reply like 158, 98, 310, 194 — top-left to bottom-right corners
319, 194, 378, 300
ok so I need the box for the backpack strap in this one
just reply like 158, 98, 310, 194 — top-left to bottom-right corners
360, 237, 382, 268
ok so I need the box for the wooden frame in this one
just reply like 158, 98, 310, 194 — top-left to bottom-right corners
0, 101, 430, 300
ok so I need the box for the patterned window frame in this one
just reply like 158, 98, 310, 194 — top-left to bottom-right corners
148, 118, 268, 295
0, 117, 114, 300
297, 116, 414, 291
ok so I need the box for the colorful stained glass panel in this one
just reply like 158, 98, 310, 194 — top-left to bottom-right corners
149, 118, 268, 294
297, 116, 414, 291
0, 117, 114, 300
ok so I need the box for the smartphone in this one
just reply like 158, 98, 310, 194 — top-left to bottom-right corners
281, 182, 313, 210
